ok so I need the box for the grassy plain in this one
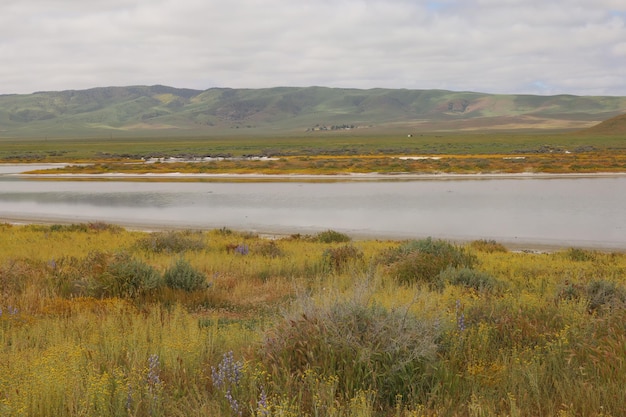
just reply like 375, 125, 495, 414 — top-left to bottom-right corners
1, 224, 626, 416
2, 131, 625, 175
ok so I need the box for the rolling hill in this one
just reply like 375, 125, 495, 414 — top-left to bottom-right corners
1, 85, 626, 137
580, 112, 626, 135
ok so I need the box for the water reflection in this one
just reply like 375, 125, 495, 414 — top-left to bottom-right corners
1, 176, 625, 248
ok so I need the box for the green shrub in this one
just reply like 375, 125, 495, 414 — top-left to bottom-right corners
47, 223, 90, 233
469, 239, 508, 253
555, 280, 585, 303
34, 222, 123, 233
564, 247, 596, 262
381, 238, 476, 284
216, 226, 233, 235
86, 222, 123, 232
163, 258, 206, 291
314, 229, 351, 243
260, 295, 439, 408
136, 230, 206, 253
95, 252, 162, 298
437, 266, 504, 293
322, 244, 363, 272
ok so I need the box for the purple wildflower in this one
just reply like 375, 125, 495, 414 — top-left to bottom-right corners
212, 351, 244, 415
234, 244, 249, 255
126, 384, 133, 411
455, 300, 466, 333
257, 386, 269, 416
147, 354, 161, 386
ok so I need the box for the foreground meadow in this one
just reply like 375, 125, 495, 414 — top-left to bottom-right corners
1, 224, 625, 416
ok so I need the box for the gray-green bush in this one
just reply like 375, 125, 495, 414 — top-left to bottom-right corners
136, 230, 206, 253
95, 252, 162, 298
260, 293, 439, 408
586, 280, 626, 312
556, 279, 626, 313
437, 266, 504, 293
163, 258, 206, 291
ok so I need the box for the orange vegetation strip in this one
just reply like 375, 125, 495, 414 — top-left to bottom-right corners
25, 151, 626, 175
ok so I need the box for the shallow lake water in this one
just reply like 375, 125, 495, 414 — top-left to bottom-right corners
1, 166, 625, 248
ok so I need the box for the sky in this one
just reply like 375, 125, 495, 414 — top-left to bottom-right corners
2, 0, 626, 96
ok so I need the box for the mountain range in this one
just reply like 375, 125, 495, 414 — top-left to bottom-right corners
1, 85, 626, 137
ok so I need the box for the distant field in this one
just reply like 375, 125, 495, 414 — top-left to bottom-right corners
1, 131, 625, 163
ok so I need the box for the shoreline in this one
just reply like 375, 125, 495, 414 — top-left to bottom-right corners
3, 162, 626, 180
2, 214, 624, 253
11, 171, 626, 181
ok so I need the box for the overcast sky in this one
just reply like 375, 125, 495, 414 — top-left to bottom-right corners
2, 0, 625, 96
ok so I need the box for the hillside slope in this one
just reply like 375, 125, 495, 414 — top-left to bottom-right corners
1, 85, 626, 137
580, 112, 626, 135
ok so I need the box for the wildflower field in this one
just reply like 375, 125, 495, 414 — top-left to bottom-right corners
1, 223, 625, 416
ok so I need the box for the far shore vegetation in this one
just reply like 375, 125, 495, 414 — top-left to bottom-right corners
2, 223, 626, 416
2, 131, 625, 175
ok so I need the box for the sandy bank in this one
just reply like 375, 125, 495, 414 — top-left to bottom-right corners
13, 171, 626, 181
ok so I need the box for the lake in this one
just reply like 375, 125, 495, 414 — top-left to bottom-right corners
1, 166, 625, 249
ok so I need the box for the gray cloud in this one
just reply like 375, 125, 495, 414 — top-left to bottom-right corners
1, 0, 625, 95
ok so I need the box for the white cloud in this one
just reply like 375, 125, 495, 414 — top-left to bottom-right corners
1, 0, 625, 95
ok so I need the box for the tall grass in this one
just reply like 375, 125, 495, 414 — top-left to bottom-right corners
1, 224, 626, 416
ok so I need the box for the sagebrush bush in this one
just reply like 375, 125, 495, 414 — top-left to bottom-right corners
260, 294, 439, 408
381, 238, 476, 284
437, 266, 504, 293
136, 230, 206, 253
314, 229, 351, 243
163, 258, 206, 291
1, 258, 37, 295
95, 252, 162, 298
586, 280, 626, 312
555, 279, 626, 313
252, 241, 284, 258
322, 244, 363, 272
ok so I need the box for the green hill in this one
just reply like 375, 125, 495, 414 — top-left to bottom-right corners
580, 112, 626, 135
1, 85, 625, 137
